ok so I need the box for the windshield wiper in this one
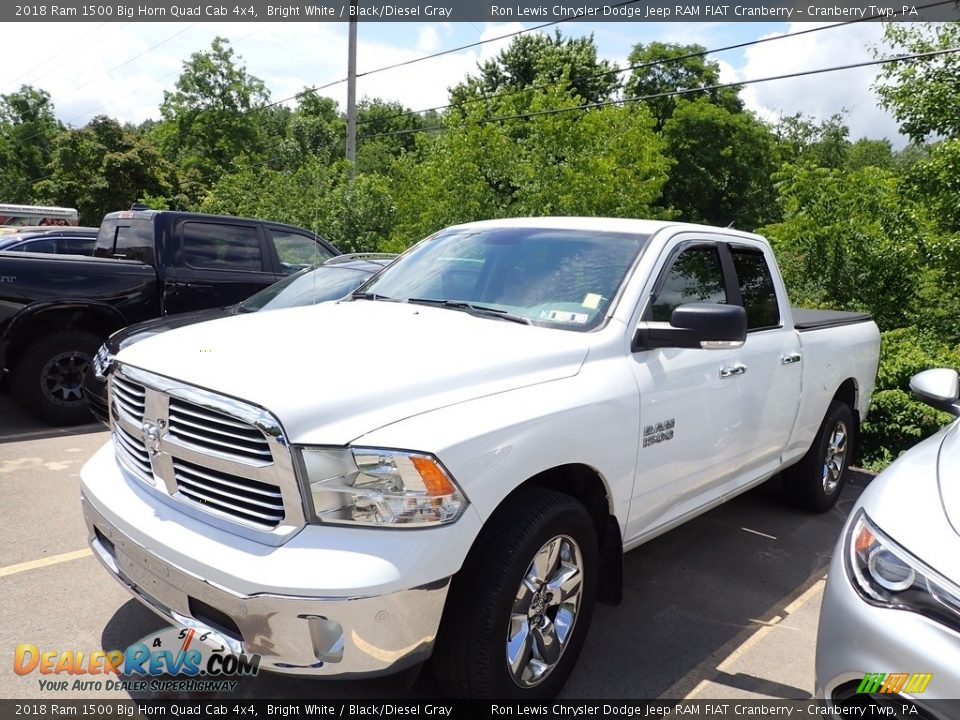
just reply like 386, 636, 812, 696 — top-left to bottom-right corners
406, 298, 531, 325
350, 291, 395, 301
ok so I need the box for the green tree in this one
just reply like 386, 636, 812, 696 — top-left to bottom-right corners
846, 138, 895, 171
773, 113, 850, 169
874, 23, 960, 142
861, 327, 960, 468
0, 85, 62, 201
450, 30, 620, 110
391, 81, 670, 244
201, 158, 395, 253
760, 163, 929, 332
904, 138, 960, 233
35, 116, 172, 225
356, 98, 430, 174
660, 99, 779, 229
156, 37, 269, 198
624, 42, 742, 130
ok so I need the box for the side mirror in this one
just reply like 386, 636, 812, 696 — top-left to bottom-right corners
633, 303, 747, 351
909, 368, 960, 416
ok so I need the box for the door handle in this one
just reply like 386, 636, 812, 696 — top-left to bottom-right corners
780, 352, 802, 365
719, 363, 747, 379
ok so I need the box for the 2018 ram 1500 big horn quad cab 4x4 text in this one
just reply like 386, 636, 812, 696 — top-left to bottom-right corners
80, 218, 880, 698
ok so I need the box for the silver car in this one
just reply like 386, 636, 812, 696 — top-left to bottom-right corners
816, 368, 960, 717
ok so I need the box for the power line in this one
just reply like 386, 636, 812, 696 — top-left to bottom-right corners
204, 41, 960, 179
3, 23, 115, 89
356, 0, 958, 128
359, 46, 960, 142
260, 2, 645, 113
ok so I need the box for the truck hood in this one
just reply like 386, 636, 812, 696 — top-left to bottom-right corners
117, 300, 591, 445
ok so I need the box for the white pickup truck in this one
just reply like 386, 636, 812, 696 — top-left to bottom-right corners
80, 217, 880, 698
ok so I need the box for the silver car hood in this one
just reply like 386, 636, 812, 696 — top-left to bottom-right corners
853, 422, 960, 582
937, 420, 960, 538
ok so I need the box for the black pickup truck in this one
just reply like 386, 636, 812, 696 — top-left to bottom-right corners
0, 208, 338, 424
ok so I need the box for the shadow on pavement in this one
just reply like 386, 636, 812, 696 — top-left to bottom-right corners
0, 388, 104, 443
98, 471, 871, 700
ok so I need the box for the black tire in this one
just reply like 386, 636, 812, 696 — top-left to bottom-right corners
431, 487, 599, 699
10, 329, 101, 425
781, 400, 854, 513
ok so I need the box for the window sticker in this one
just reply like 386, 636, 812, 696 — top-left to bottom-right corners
582, 293, 602, 309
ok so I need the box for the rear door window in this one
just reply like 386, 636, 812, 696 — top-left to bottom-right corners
181, 222, 263, 272
730, 247, 781, 330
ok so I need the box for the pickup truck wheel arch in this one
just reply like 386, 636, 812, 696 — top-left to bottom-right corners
524, 464, 622, 605
431, 487, 599, 698
781, 399, 855, 513
3, 302, 125, 373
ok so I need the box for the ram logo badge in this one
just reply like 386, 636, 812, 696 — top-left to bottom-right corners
643, 419, 675, 447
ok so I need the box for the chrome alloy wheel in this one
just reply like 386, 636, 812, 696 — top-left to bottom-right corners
41, 351, 90, 406
822, 420, 849, 494
506, 534, 584, 688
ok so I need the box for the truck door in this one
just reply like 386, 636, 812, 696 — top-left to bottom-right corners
167, 220, 278, 314
626, 240, 744, 540
719, 243, 801, 483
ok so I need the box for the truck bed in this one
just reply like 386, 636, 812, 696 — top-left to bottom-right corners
792, 308, 873, 332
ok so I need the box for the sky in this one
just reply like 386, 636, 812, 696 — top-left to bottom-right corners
1, 20, 904, 145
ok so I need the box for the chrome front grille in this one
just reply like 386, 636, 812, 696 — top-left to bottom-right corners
168, 399, 272, 464
114, 422, 153, 479
112, 374, 145, 422
107, 364, 303, 541
173, 459, 285, 526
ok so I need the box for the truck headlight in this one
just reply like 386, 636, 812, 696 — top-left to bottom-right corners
297, 447, 468, 527
845, 510, 960, 631
91, 344, 115, 380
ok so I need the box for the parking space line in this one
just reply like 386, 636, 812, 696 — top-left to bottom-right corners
0, 549, 93, 579
680, 575, 827, 699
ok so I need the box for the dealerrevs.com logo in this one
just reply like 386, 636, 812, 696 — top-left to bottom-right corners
14, 627, 261, 692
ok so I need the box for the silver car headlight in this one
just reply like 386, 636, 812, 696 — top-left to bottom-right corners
91, 344, 115, 380
845, 510, 960, 629
297, 447, 468, 527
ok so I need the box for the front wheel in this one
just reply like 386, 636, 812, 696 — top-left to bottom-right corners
10, 329, 101, 425
782, 400, 854, 513
431, 488, 598, 698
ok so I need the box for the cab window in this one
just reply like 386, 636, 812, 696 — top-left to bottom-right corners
731, 247, 780, 330
181, 222, 263, 272
651, 245, 728, 322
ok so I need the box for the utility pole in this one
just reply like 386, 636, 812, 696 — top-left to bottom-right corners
346, 1, 358, 176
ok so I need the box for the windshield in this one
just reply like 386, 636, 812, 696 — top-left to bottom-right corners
359, 226, 650, 331
240, 264, 372, 312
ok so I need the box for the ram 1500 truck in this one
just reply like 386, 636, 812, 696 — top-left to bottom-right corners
80, 218, 880, 698
0, 208, 337, 424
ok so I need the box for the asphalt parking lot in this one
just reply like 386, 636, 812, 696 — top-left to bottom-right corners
0, 386, 871, 701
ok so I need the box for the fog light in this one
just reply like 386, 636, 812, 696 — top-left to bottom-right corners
301, 614, 344, 663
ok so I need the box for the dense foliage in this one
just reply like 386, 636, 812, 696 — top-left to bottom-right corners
4, 28, 959, 467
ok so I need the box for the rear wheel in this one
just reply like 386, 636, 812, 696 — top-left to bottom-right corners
782, 400, 854, 513
11, 330, 101, 425
431, 488, 598, 698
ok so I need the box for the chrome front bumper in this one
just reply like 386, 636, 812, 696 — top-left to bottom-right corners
82, 494, 450, 678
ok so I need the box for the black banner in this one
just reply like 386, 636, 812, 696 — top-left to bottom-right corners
1, 699, 956, 719
4, 0, 960, 23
